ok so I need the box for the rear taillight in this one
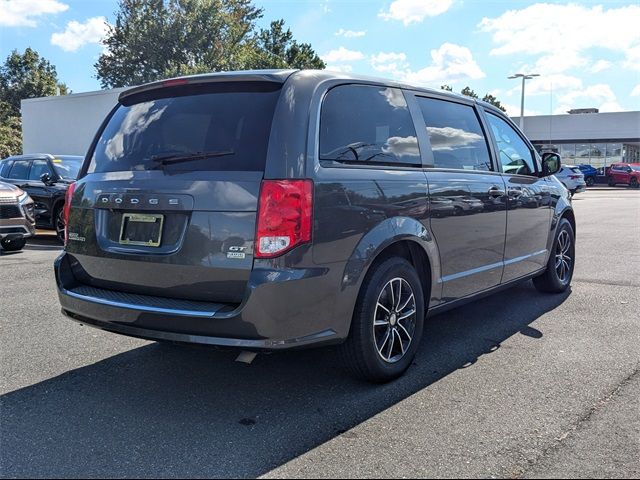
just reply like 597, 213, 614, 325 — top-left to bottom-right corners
569, 175, 580, 180
255, 179, 313, 258
63, 182, 76, 245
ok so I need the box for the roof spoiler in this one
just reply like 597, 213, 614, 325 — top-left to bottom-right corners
118, 70, 297, 104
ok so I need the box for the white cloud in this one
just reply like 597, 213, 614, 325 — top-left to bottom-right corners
51, 16, 108, 52
479, 4, 640, 58
401, 43, 485, 86
480, 3, 640, 81
325, 64, 353, 73
335, 28, 366, 38
554, 84, 625, 114
631, 85, 640, 97
502, 103, 540, 117
0, 0, 68, 27
623, 46, 640, 72
371, 52, 409, 75
321, 47, 365, 63
533, 50, 588, 74
508, 74, 583, 97
590, 60, 612, 74
379, 0, 454, 25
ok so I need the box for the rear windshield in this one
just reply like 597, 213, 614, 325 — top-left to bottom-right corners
87, 82, 281, 174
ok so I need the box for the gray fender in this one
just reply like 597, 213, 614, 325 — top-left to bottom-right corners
340, 216, 441, 307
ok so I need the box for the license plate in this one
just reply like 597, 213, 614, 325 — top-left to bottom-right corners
119, 213, 164, 247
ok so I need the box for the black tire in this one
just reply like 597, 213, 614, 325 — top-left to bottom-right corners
533, 218, 575, 293
54, 205, 65, 244
630, 177, 639, 189
585, 176, 595, 187
1, 237, 27, 251
340, 257, 425, 383
608, 177, 616, 187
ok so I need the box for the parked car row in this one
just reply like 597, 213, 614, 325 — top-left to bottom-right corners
0, 154, 83, 243
0, 181, 36, 252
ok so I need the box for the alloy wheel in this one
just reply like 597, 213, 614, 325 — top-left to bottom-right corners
555, 230, 573, 284
55, 209, 65, 242
373, 277, 417, 364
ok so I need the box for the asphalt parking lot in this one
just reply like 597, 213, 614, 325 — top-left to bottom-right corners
1, 188, 638, 479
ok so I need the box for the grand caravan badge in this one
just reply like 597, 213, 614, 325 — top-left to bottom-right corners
227, 245, 247, 259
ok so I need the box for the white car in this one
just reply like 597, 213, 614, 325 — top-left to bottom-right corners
555, 165, 587, 196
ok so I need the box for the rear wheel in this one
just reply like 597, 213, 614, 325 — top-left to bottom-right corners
1, 237, 27, 252
340, 257, 425, 383
608, 177, 616, 187
533, 218, 575, 293
585, 176, 595, 187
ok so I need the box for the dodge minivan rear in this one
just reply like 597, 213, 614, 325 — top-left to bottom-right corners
56, 70, 575, 382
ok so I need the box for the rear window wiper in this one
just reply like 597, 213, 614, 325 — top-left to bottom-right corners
149, 150, 235, 166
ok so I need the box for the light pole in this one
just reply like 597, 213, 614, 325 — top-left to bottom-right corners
509, 73, 539, 131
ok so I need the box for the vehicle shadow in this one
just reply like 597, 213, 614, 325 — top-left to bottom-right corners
0, 283, 570, 478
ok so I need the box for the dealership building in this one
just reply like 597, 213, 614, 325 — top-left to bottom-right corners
20, 89, 640, 168
513, 109, 640, 168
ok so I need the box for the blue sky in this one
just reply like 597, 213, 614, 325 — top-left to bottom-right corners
1, 0, 639, 116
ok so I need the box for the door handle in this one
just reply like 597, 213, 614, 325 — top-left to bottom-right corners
488, 186, 505, 197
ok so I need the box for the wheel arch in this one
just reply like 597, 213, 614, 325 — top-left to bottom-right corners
341, 217, 440, 311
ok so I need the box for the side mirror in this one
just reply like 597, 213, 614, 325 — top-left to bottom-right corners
541, 152, 561, 177
40, 173, 54, 185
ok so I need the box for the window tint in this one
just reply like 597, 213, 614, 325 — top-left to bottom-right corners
417, 97, 492, 171
29, 159, 53, 181
486, 113, 536, 175
88, 82, 281, 173
319, 85, 420, 166
8, 160, 30, 179
0, 161, 12, 178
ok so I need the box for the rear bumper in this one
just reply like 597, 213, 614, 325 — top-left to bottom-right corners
55, 252, 346, 350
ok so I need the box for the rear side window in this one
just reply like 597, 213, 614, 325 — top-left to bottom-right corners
417, 97, 492, 171
319, 85, 420, 166
8, 160, 30, 179
88, 82, 282, 173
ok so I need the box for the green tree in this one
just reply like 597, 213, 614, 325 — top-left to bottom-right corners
96, 0, 324, 88
460, 86, 479, 99
0, 48, 68, 117
0, 48, 68, 157
440, 84, 453, 92
249, 20, 325, 69
482, 93, 507, 112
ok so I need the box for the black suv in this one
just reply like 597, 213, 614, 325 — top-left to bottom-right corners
0, 154, 83, 242
55, 70, 574, 382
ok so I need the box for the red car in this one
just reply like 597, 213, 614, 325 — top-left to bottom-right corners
608, 163, 640, 188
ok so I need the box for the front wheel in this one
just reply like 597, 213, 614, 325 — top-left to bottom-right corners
533, 218, 575, 293
585, 176, 595, 187
1, 237, 27, 252
340, 257, 425, 383
630, 177, 639, 189
55, 206, 65, 244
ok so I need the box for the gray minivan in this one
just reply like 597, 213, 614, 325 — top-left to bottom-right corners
55, 70, 574, 382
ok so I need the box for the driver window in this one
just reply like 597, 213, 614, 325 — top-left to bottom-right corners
486, 112, 536, 175
29, 159, 54, 181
